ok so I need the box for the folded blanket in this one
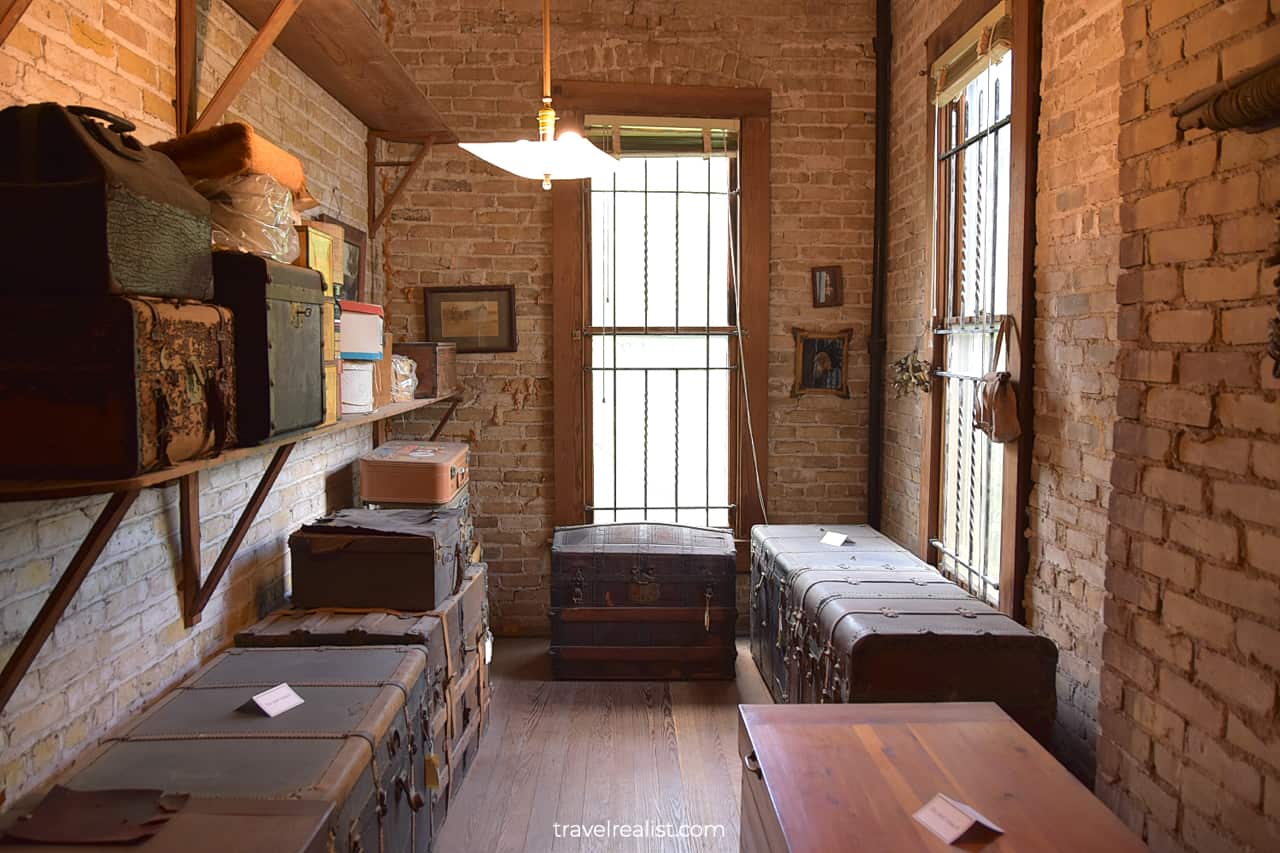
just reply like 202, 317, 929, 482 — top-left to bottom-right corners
152, 122, 307, 197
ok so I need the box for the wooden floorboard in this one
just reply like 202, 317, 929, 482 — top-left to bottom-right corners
437, 639, 769, 853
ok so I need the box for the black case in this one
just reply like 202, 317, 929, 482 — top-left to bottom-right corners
212, 251, 326, 444
0, 104, 212, 302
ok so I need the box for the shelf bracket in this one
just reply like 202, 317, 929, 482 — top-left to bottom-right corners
368, 133, 433, 239
181, 443, 294, 626
0, 489, 140, 717
188, 0, 306, 134
429, 398, 462, 441
0, 0, 33, 47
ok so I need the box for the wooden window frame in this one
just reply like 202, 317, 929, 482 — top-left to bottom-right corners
551, 82, 771, 562
918, 0, 1041, 620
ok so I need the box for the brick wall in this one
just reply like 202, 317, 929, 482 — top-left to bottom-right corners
0, 0, 373, 802
880, 0, 1123, 782
381, 0, 879, 634
1098, 1, 1280, 849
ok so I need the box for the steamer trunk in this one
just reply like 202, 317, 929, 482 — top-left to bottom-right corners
750, 525, 1058, 743
65, 646, 434, 853
550, 523, 737, 680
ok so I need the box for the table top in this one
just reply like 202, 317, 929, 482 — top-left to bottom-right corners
739, 702, 1145, 852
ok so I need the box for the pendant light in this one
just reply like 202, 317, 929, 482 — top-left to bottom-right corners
458, 0, 617, 189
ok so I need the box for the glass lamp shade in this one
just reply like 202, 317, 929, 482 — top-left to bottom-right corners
460, 132, 617, 187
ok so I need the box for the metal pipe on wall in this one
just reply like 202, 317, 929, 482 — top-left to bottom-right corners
867, 0, 892, 530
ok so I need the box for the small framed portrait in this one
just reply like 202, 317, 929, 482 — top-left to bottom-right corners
792, 327, 853, 398
811, 265, 843, 308
317, 213, 367, 302
425, 285, 518, 353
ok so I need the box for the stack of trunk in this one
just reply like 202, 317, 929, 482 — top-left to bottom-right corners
750, 524, 1058, 744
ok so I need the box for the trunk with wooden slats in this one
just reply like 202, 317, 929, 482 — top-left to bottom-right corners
550, 523, 737, 680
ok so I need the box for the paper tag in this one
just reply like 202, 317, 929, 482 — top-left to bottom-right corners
913, 794, 1004, 844
424, 754, 442, 790
820, 530, 848, 547
240, 683, 305, 718
483, 630, 494, 665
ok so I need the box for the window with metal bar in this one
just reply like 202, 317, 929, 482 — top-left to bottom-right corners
930, 21, 1013, 606
585, 120, 740, 527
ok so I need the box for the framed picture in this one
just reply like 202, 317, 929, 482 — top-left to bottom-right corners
425, 285, 518, 353
317, 213, 368, 302
792, 327, 853, 398
811, 265, 843, 308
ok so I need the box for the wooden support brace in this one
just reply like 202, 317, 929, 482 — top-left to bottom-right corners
0, 490, 140, 716
370, 138, 431, 238
191, 0, 306, 134
179, 473, 202, 627
184, 444, 294, 622
429, 399, 461, 441
0, 0, 34, 47
175, 0, 197, 134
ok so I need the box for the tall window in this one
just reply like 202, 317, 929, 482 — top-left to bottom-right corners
925, 0, 1034, 612
585, 119, 739, 527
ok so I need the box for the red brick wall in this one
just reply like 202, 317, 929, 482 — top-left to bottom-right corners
1099, 1, 1280, 849
381, 0, 879, 634
881, 0, 1123, 782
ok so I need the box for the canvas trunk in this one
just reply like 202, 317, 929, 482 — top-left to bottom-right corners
64, 646, 436, 853
550, 523, 737, 680
750, 525, 1058, 744
212, 251, 326, 444
0, 295, 236, 479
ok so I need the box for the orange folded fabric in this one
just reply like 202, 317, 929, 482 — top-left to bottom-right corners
153, 122, 307, 197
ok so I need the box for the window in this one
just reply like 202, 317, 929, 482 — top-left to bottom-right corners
550, 82, 771, 543
585, 120, 738, 526
922, 0, 1038, 616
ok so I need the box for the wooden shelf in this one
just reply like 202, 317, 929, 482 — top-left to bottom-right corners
0, 394, 459, 504
219, 0, 455, 142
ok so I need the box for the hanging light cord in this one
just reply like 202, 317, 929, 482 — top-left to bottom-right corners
727, 205, 769, 526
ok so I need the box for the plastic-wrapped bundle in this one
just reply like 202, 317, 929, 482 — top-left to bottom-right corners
392, 354, 419, 402
195, 173, 299, 262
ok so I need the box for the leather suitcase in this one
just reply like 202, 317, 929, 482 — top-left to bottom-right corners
236, 563, 493, 836
0, 796, 331, 853
65, 646, 433, 853
0, 104, 212, 302
212, 252, 325, 445
359, 440, 471, 504
290, 508, 463, 611
392, 342, 458, 398
750, 524, 1058, 743
550, 523, 737, 680
0, 295, 236, 479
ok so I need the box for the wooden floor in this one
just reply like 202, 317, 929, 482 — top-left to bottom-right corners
436, 638, 772, 853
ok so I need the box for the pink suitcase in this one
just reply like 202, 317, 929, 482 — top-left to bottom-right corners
360, 440, 470, 504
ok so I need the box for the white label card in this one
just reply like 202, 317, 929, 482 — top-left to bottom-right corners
820, 531, 849, 547
245, 683, 305, 718
913, 794, 1004, 845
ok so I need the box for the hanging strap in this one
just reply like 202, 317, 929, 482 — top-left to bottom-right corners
990, 316, 1011, 374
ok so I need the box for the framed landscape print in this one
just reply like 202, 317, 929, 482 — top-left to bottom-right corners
792, 327, 853, 397
425, 285, 518, 353
317, 213, 367, 302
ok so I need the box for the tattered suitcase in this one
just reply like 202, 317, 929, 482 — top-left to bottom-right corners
0, 295, 236, 479
212, 251, 326, 444
550, 523, 737, 680
290, 508, 464, 611
0, 104, 212, 302
236, 564, 493, 843
66, 646, 433, 853
750, 524, 1058, 743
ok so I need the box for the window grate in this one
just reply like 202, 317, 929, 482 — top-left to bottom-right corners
586, 142, 739, 528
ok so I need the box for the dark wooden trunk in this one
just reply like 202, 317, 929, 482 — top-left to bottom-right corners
290, 508, 464, 611
550, 523, 737, 680
66, 646, 433, 853
212, 251, 326, 444
750, 524, 1058, 744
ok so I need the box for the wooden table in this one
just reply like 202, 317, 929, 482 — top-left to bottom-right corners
738, 702, 1144, 852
